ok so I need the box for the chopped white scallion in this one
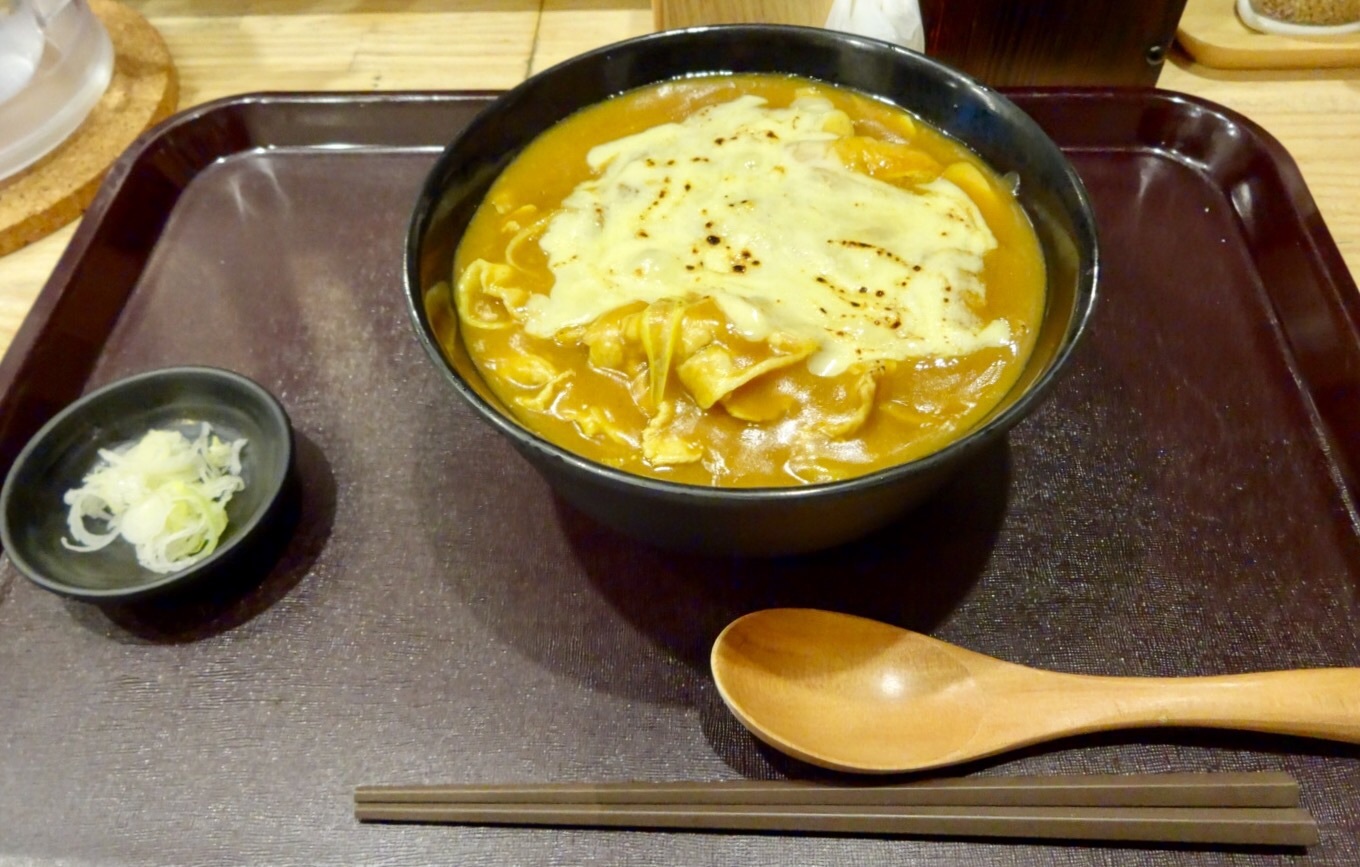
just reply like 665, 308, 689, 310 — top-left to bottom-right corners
61, 423, 248, 574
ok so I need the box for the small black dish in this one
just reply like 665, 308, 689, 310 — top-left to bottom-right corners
0, 366, 295, 602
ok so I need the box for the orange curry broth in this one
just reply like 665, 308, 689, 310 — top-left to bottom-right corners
449, 73, 1046, 487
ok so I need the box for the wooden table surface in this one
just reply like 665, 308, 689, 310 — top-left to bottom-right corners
0, 0, 1357, 359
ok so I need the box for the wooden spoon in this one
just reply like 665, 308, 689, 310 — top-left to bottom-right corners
711, 608, 1360, 773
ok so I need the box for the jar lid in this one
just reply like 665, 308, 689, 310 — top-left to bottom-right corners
1237, 0, 1360, 35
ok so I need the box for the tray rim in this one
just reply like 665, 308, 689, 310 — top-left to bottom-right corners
1, 87, 1357, 504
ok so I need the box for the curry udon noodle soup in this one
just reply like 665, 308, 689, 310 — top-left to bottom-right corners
450, 74, 1046, 488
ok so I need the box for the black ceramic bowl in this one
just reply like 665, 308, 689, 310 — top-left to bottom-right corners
0, 367, 295, 601
406, 25, 1098, 556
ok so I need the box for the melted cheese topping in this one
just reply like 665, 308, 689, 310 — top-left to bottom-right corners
528, 94, 1008, 377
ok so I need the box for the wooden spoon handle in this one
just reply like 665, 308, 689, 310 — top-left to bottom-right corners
1060, 668, 1360, 743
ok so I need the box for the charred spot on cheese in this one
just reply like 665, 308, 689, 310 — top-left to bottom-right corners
449, 74, 1046, 488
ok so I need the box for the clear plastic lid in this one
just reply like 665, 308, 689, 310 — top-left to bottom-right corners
0, 0, 114, 182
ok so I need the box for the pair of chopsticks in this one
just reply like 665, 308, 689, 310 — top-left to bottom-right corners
354, 772, 1317, 846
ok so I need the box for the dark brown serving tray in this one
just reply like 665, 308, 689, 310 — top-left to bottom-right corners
2, 90, 1359, 865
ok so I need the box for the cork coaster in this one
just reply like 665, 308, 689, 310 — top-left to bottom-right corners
0, 0, 178, 257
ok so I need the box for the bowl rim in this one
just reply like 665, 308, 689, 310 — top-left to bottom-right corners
405, 23, 1099, 501
0, 364, 294, 600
